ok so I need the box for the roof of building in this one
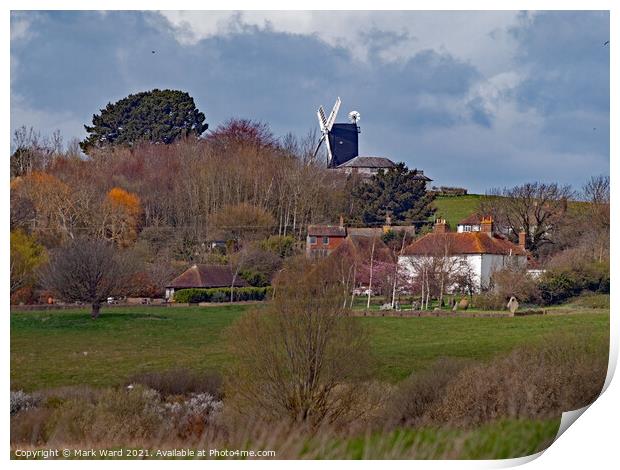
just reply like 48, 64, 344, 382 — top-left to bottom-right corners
411, 170, 433, 182
458, 213, 484, 225
348, 226, 416, 238
307, 225, 347, 237
402, 232, 527, 256
347, 227, 384, 238
166, 264, 248, 289
337, 156, 396, 169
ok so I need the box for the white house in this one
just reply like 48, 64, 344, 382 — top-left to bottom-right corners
398, 218, 528, 292
456, 213, 483, 233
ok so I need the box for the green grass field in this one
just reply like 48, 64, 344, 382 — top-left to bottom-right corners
11, 304, 609, 390
432, 194, 483, 227
431, 194, 590, 230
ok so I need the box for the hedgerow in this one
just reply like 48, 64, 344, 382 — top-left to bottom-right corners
173, 287, 272, 303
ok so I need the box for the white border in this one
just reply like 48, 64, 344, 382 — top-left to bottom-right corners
3, 1, 617, 468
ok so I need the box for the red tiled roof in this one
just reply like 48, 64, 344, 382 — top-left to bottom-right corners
402, 232, 527, 256
347, 227, 384, 237
458, 213, 484, 225
348, 226, 416, 238
166, 264, 248, 289
308, 225, 347, 237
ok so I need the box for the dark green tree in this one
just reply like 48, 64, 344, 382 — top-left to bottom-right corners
349, 163, 435, 226
80, 89, 208, 152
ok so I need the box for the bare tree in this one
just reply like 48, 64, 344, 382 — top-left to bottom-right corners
390, 232, 409, 308
582, 175, 609, 230
366, 236, 376, 310
225, 257, 371, 427
401, 234, 472, 308
40, 238, 137, 318
480, 182, 574, 255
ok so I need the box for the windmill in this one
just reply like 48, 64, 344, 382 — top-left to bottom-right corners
313, 97, 361, 168
313, 97, 341, 165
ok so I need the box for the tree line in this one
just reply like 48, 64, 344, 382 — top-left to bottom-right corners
9, 88, 609, 314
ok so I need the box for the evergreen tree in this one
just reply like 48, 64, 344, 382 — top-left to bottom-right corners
349, 163, 435, 226
80, 89, 208, 152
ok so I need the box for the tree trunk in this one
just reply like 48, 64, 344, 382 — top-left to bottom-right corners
421, 267, 425, 310
367, 238, 376, 311
391, 233, 408, 308
91, 302, 101, 319
350, 264, 357, 308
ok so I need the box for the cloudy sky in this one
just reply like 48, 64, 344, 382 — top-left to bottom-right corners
10, 10, 609, 193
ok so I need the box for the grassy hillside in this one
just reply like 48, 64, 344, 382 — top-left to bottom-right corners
11, 304, 609, 390
432, 194, 483, 228
432, 194, 591, 230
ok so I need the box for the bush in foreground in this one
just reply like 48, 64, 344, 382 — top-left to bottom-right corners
426, 333, 608, 426
126, 369, 222, 399
225, 257, 373, 428
10, 328, 607, 457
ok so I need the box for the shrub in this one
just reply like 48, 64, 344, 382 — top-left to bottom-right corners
539, 259, 609, 305
470, 293, 505, 311
10, 407, 52, 445
173, 286, 271, 303
225, 257, 372, 429
44, 386, 164, 444
259, 235, 297, 258
489, 267, 540, 304
126, 369, 222, 398
427, 333, 608, 426
385, 358, 468, 427
11, 385, 225, 446
11, 390, 40, 416
239, 269, 269, 287
164, 393, 223, 439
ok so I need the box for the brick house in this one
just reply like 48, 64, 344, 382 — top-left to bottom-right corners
306, 217, 348, 258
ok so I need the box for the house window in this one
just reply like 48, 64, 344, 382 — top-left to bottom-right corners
309, 236, 317, 244
463, 225, 472, 232
323, 236, 329, 245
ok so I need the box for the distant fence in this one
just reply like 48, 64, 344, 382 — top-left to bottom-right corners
352, 309, 548, 318
10, 303, 167, 311
10, 300, 264, 311
11, 304, 550, 316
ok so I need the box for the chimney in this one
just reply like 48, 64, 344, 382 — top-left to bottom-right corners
434, 218, 447, 234
518, 231, 527, 250
339, 215, 344, 229
480, 216, 493, 236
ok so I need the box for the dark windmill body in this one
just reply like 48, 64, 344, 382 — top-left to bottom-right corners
328, 122, 360, 167
314, 98, 363, 168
